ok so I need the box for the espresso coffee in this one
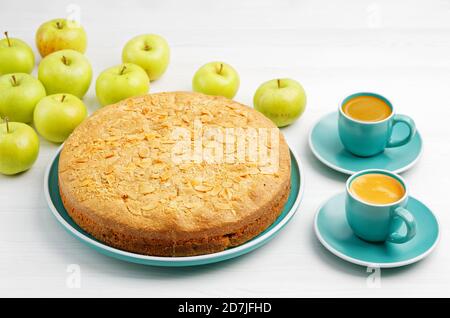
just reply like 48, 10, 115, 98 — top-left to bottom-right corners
342, 95, 392, 122
350, 173, 405, 205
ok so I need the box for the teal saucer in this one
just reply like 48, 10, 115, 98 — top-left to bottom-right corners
314, 193, 439, 268
44, 147, 304, 267
309, 112, 423, 174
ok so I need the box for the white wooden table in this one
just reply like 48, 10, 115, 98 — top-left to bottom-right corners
1, 0, 449, 297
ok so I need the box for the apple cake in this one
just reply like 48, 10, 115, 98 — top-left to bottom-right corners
58, 92, 291, 256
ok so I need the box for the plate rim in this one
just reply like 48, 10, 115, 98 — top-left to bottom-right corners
308, 111, 424, 175
313, 192, 440, 268
44, 144, 305, 265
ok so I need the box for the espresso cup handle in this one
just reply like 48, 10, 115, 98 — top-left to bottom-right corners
387, 207, 417, 244
386, 114, 416, 148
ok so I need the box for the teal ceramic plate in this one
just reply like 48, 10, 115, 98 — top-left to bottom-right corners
314, 193, 439, 268
44, 147, 304, 267
309, 112, 423, 174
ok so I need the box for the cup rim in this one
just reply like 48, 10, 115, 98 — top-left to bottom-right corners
346, 169, 408, 207
339, 92, 395, 125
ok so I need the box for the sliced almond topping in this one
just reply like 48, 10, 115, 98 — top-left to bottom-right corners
155, 110, 168, 116
223, 188, 233, 200
203, 181, 214, 187
178, 164, 191, 170
160, 171, 171, 181
192, 200, 203, 208
104, 165, 114, 174
138, 147, 150, 158
80, 179, 91, 187
105, 135, 121, 142
141, 202, 158, 211
209, 185, 222, 196
145, 132, 158, 140
127, 191, 138, 200
168, 189, 178, 199
200, 114, 211, 123
225, 104, 238, 110
201, 109, 212, 116
259, 166, 276, 174
222, 180, 233, 188
104, 151, 115, 158
194, 185, 212, 192
105, 175, 115, 184
214, 202, 231, 210
190, 177, 203, 187
137, 160, 151, 168
139, 183, 155, 195
142, 158, 153, 164
126, 201, 142, 216
168, 201, 178, 208
127, 134, 144, 141
236, 109, 248, 117
232, 175, 242, 182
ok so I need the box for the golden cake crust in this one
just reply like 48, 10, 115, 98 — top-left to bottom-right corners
58, 92, 291, 256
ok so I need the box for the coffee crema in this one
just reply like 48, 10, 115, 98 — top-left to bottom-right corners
342, 95, 392, 122
350, 173, 405, 205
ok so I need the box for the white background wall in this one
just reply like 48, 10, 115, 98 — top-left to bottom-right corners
0, 0, 449, 297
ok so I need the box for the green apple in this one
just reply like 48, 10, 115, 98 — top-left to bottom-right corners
0, 32, 35, 75
0, 73, 46, 123
122, 34, 170, 81
0, 119, 39, 175
192, 62, 239, 99
35, 18, 87, 57
253, 78, 307, 127
38, 49, 92, 98
34, 93, 87, 143
95, 63, 150, 106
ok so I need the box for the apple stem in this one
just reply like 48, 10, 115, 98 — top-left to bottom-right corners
218, 63, 224, 75
61, 55, 68, 65
144, 44, 151, 51
4, 31, 11, 47
56, 21, 63, 29
11, 75, 17, 86
119, 65, 127, 75
61, 95, 66, 102
4, 117, 9, 134
277, 79, 281, 88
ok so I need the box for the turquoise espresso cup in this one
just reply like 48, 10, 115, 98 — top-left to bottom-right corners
345, 169, 416, 244
338, 93, 416, 157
